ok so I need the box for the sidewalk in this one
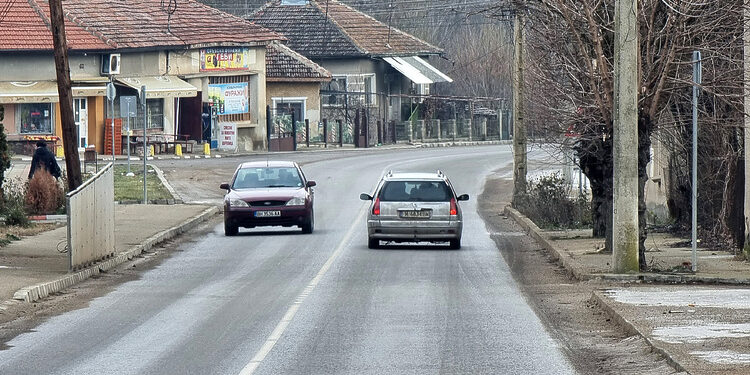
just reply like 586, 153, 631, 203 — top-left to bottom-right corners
506, 206, 750, 374
0, 204, 217, 304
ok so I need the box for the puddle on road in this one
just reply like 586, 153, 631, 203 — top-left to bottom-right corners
652, 322, 750, 344
605, 288, 750, 309
692, 350, 750, 365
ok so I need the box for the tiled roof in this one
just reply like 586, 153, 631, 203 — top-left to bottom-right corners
266, 42, 331, 82
0, 0, 111, 51
248, 0, 442, 58
0, 0, 282, 52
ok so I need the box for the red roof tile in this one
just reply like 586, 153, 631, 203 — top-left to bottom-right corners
0, 0, 282, 52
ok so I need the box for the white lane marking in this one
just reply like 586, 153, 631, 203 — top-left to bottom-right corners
238, 205, 367, 375
238, 152, 509, 374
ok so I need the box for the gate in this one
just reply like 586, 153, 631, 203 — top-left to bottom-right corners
267, 105, 298, 152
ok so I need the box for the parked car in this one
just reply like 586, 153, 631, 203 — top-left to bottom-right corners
220, 161, 315, 236
359, 170, 469, 249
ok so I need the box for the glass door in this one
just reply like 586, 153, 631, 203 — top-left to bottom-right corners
74, 98, 88, 150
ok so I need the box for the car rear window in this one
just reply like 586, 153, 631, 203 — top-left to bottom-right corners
378, 181, 454, 202
233, 167, 303, 189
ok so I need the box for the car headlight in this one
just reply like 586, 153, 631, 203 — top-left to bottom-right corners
285, 196, 306, 206
229, 198, 249, 207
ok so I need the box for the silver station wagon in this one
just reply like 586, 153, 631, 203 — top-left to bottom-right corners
359, 171, 469, 249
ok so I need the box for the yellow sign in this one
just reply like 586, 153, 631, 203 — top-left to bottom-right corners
200, 48, 254, 71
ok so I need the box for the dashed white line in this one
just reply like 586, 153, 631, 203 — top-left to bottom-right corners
238, 205, 367, 375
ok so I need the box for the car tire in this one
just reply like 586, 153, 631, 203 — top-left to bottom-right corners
301, 211, 314, 234
449, 238, 461, 250
368, 237, 380, 249
224, 221, 238, 236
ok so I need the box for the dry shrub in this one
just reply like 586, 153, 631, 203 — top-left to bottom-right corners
25, 167, 63, 215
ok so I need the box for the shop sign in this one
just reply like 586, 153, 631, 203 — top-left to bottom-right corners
200, 48, 255, 71
218, 122, 237, 151
23, 135, 59, 142
208, 83, 249, 115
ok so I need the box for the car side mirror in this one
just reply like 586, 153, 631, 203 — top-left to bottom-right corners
220, 183, 230, 190
306, 180, 317, 188
360, 193, 373, 201
457, 194, 469, 201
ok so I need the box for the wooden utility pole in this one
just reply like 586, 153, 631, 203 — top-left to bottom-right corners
512, 8, 527, 206
48, 0, 82, 190
612, 0, 640, 273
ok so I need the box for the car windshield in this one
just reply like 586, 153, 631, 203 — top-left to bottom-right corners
378, 180, 453, 202
233, 167, 303, 189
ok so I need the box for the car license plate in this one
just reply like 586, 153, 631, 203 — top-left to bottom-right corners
255, 210, 281, 217
400, 210, 431, 218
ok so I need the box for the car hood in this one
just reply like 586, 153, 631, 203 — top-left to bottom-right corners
229, 187, 304, 200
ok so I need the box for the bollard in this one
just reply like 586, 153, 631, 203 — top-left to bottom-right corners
175, 144, 183, 156
203, 142, 211, 156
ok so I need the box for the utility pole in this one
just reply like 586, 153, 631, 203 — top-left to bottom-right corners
48, 0, 82, 190
612, 0, 640, 273
512, 7, 527, 206
743, 3, 750, 260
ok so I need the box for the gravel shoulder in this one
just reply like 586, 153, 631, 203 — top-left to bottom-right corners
478, 175, 683, 374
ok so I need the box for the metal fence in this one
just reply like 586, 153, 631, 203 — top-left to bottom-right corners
67, 162, 115, 271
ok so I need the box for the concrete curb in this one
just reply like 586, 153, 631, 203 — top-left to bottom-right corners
504, 205, 750, 285
503, 206, 591, 281
150, 164, 183, 203
12, 206, 219, 303
590, 291, 688, 373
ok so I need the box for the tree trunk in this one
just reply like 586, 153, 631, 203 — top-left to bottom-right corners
576, 133, 613, 251
638, 115, 653, 271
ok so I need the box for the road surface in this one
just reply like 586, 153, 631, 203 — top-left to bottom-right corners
0, 146, 576, 374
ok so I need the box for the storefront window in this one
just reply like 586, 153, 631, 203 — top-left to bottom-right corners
16, 103, 53, 134
128, 99, 164, 130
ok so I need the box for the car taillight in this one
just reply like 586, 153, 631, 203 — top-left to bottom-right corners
373, 198, 381, 215
450, 198, 457, 216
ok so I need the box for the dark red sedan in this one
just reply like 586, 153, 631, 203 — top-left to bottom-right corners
220, 161, 316, 236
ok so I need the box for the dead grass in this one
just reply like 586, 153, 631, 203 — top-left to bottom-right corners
0, 222, 63, 247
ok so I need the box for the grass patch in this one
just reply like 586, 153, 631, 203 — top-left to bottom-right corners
110, 164, 173, 202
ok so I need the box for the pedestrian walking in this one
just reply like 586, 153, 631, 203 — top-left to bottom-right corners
28, 140, 61, 179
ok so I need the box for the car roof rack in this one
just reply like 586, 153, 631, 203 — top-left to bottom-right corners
386, 170, 393, 177
436, 170, 444, 177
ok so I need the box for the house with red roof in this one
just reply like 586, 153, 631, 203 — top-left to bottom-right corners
0, 0, 282, 154
247, 0, 453, 144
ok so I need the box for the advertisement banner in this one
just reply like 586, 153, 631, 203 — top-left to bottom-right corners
208, 83, 249, 115
219, 122, 237, 151
200, 48, 255, 71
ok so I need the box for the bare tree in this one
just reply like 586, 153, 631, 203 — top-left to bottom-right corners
477, 0, 746, 268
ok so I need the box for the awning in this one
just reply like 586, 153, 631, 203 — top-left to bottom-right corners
115, 76, 198, 99
0, 81, 59, 104
383, 56, 453, 85
71, 85, 107, 97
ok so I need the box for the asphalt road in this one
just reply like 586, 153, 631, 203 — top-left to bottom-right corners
0, 146, 576, 374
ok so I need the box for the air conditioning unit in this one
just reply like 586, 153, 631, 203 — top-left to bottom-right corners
101, 53, 121, 75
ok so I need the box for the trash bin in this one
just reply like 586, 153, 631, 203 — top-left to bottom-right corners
84, 146, 97, 173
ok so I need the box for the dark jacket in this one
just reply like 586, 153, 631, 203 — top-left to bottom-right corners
29, 145, 61, 179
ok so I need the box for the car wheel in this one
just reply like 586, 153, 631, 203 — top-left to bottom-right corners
224, 220, 238, 236
449, 238, 461, 250
301, 211, 314, 234
368, 237, 380, 249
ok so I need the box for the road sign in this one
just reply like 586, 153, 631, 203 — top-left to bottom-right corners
106, 82, 116, 101
120, 96, 137, 117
